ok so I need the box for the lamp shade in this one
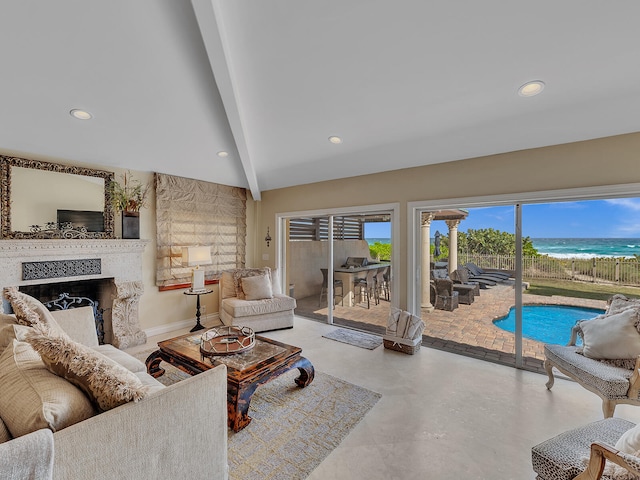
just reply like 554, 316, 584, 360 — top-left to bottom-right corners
182, 246, 212, 267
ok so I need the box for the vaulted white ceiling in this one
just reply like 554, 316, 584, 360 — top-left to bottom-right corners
2, 1, 640, 201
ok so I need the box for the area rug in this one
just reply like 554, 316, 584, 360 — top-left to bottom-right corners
322, 328, 383, 350
134, 348, 381, 480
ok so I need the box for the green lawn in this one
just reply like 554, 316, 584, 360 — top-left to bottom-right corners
525, 278, 640, 301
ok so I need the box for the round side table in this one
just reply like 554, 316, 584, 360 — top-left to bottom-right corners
184, 289, 213, 332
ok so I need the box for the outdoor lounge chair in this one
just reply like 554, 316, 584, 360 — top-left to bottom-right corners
465, 262, 513, 280
454, 266, 496, 288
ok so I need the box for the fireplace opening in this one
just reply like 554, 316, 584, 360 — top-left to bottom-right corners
19, 278, 114, 344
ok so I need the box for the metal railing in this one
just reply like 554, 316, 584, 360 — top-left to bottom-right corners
458, 253, 640, 286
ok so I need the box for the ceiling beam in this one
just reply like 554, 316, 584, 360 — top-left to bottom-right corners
191, 0, 261, 200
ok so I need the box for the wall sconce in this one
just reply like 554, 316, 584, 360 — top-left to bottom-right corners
265, 227, 272, 247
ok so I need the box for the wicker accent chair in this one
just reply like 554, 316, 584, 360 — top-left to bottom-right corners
532, 418, 640, 480
432, 269, 473, 306
432, 277, 459, 311
450, 268, 481, 296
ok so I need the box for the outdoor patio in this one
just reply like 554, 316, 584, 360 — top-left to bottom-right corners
294, 281, 607, 374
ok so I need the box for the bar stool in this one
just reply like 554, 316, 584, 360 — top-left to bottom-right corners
319, 268, 344, 306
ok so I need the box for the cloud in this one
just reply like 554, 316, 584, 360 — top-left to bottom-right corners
605, 198, 640, 211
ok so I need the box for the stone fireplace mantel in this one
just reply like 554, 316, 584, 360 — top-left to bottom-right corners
0, 239, 148, 285
0, 239, 149, 347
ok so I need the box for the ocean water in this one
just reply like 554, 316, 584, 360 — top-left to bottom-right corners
532, 238, 640, 259
366, 238, 391, 245
367, 237, 640, 259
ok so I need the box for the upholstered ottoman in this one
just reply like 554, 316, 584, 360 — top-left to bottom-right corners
532, 418, 634, 480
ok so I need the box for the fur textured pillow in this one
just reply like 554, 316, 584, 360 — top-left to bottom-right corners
25, 331, 147, 411
3, 288, 67, 338
3, 287, 40, 327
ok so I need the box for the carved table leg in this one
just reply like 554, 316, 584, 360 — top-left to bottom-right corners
145, 350, 166, 378
227, 355, 316, 432
227, 382, 259, 432
293, 357, 315, 387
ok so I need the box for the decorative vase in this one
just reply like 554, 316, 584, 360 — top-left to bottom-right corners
122, 211, 140, 239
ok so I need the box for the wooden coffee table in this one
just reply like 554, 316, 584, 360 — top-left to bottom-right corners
145, 331, 315, 432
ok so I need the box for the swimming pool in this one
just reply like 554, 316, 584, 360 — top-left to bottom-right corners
493, 305, 605, 345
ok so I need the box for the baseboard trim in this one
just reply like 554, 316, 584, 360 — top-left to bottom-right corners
144, 313, 221, 338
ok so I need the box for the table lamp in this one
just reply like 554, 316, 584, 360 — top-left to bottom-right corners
182, 246, 212, 293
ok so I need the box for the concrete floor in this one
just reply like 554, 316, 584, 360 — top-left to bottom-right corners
128, 316, 640, 479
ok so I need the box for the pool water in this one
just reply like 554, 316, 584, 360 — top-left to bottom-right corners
493, 305, 605, 345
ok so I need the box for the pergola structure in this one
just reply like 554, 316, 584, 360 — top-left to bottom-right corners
421, 209, 469, 309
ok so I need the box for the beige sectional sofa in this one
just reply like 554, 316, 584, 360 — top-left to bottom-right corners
0, 293, 228, 480
219, 267, 296, 332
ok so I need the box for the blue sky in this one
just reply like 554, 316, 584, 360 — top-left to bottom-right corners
364, 198, 640, 239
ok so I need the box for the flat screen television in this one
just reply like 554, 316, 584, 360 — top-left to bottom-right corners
56, 210, 104, 232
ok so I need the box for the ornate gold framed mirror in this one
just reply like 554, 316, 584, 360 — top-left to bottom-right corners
0, 155, 115, 239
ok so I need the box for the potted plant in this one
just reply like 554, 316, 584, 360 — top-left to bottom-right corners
109, 171, 149, 239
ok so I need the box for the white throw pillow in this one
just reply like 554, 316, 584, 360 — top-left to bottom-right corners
241, 274, 274, 301
580, 308, 640, 359
615, 423, 640, 453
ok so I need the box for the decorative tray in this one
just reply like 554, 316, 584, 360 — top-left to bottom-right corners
200, 326, 255, 357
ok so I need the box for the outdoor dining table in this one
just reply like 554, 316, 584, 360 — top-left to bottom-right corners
333, 263, 390, 307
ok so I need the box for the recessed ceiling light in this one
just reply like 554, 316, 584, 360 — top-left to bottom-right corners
328, 136, 342, 144
69, 109, 92, 120
518, 80, 545, 97
217, 151, 229, 158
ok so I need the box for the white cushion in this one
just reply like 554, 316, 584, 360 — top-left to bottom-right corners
581, 309, 640, 359
271, 268, 283, 295
615, 423, 640, 453
221, 294, 296, 318
241, 274, 273, 300
50, 307, 98, 347
93, 344, 146, 373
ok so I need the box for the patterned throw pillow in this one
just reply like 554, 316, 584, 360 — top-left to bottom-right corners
232, 268, 271, 300
25, 331, 148, 412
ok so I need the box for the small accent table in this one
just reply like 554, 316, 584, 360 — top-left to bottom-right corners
183, 289, 213, 332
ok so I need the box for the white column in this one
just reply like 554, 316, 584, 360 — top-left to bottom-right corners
421, 212, 434, 309
446, 219, 460, 275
